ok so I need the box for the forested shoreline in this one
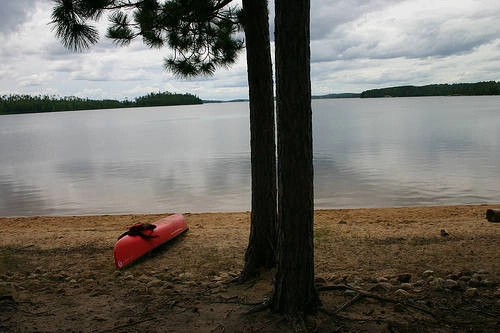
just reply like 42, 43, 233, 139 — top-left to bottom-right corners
360, 81, 500, 98
0, 91, 202, 115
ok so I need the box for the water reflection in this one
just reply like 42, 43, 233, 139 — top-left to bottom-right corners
1, 97, 499, 216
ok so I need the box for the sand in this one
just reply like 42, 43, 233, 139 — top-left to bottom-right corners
1, 205, 499, 332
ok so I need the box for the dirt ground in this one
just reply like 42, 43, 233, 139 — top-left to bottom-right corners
1, 205, 499, 332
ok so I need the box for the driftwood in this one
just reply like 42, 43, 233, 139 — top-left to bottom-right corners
486, 209, 500, 222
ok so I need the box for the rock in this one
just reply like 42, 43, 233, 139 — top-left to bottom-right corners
465, 288, 478, 297
394, 289, 411, 299
377, 277, 389, 283
138, 274, 151, 283
399, 283, 413, 291
423, 270, 434, 278
430, 278, 445, 291
338, 220, 347, 224
147, 279, 164, 289
413, 279, 426, 287
397, 273, 412, 283
440, 229, 449, 237
123, 273, 134, 281
445, 279, 460, 290
459, 275, 471, 282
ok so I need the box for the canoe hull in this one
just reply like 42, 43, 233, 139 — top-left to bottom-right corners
114, 214, 188, 269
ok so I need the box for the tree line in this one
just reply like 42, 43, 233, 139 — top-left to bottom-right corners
360, 81, 500, 98
0, 91, 202, 115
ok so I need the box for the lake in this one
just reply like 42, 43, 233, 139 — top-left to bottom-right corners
1, 96, 499, 216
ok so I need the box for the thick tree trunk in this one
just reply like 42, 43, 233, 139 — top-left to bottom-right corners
240, 0, 278, 280
272, 0, 320, 315
486, 209, 500, 222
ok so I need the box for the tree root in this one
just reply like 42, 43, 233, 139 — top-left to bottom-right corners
318, 284, 437, 318
245, 296, 272, 315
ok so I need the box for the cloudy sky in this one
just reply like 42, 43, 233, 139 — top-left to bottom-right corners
1, 0, 499, 101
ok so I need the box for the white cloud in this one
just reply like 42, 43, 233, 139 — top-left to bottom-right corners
0, 0, 499, 100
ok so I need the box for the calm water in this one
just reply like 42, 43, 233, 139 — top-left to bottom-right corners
1, 96, 499, 216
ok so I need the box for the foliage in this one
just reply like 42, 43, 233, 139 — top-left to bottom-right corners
360, 81, 500, 98
50, 0, 243, 76
0, 92, 202, 114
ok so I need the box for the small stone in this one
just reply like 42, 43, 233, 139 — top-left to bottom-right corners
394, 289, 411, 298
440, 229, 449, 237
459, 275, 471, 282
465, 288, 478, 297
445, 279, 459, 290
377, 277, 389, 283
430, 278, 445, 291
138, 274, 151, 283
338, 220, 347, 224
147, 279, 164, 289
423, 270, 434, 278
400, 283, 413, 291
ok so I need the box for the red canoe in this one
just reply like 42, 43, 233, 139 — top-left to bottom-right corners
114, 214, 188, 269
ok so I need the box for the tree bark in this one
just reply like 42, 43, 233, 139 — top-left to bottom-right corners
239, 0, 278, 280
272, 0, 320, 315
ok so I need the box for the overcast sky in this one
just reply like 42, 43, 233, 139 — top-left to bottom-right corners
1, 0, 499, 101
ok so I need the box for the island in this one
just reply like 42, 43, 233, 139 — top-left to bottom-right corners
360, 81, 500, 98
0, 91, 202, 115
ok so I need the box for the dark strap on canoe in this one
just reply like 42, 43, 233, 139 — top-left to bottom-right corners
117, 223, 158, 240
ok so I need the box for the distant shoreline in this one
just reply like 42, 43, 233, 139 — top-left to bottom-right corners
2, 81, 499, 115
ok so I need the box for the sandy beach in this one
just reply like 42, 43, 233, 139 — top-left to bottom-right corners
1, 205, 499, 332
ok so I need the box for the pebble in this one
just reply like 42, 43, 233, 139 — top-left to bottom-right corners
430, 277, 445, 291
394, 289, 411, 298
423, 270, 434, 278
445, 279, 459, 290
123, 273, 134, 281
147, 279, 164, 289
399, 283, 413, 291
138, 274, 151, 283
465, 288, 478, 297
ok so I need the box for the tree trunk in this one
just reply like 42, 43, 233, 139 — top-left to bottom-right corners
272, 0, 320, 315
486, 209, 500, 222
239, 0, 278, 280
